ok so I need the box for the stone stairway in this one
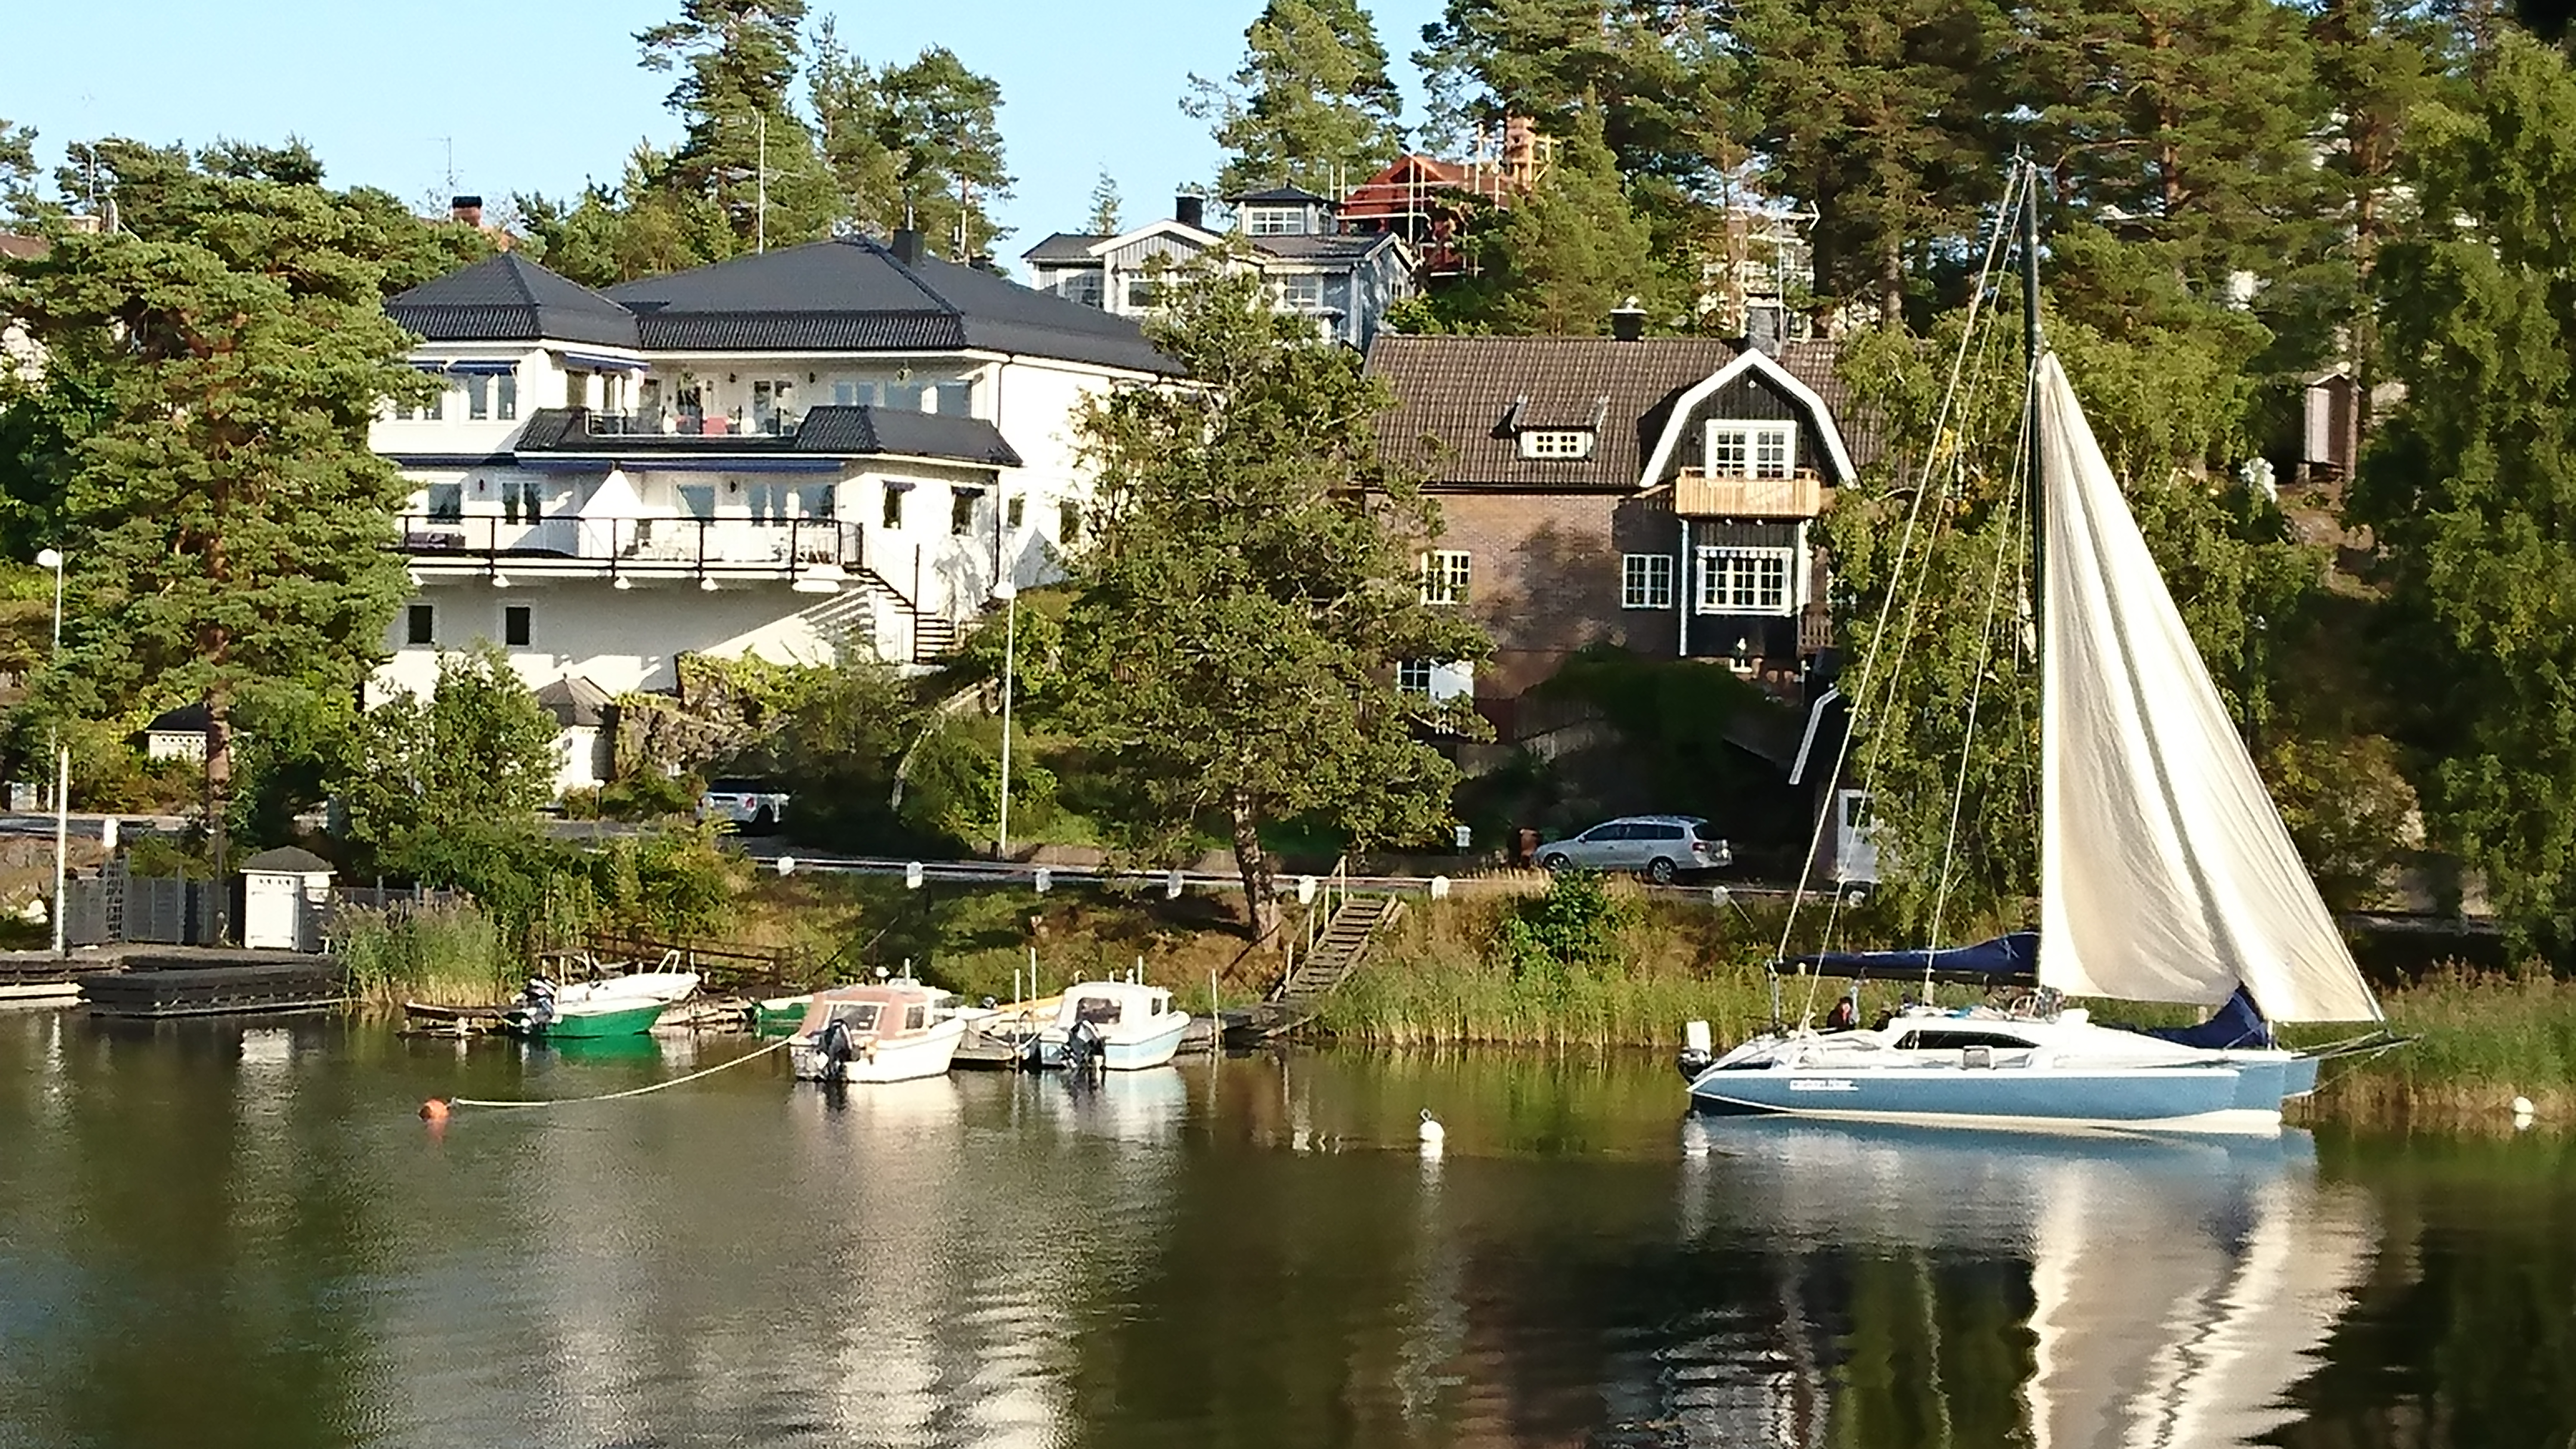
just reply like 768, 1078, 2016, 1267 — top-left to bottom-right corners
1259, 892, 1402, 1033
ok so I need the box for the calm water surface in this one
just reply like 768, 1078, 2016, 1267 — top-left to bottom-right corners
1, 1012, 2570, 1449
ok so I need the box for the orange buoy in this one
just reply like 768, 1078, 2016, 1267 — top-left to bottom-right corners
419, 1098, 451, 1122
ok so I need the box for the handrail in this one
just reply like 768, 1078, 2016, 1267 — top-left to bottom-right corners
393, 513, 864, 577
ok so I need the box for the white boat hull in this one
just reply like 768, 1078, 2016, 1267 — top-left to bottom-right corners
1028, 1013, 1190, 1071
791, 1015, 968, 1084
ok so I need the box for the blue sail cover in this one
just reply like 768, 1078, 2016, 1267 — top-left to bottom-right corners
2135, 984, 2275, 1049
1790, 931, 2040, 987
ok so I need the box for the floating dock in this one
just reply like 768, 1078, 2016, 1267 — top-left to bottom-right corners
81, 952, 347, 1019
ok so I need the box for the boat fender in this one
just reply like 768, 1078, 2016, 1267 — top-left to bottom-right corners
1676, 1020, 1715, 1081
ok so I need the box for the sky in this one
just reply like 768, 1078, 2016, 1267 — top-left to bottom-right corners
8, 0, 1456, 264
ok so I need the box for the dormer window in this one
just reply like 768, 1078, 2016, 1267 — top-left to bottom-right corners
1706, 421, 1796, 480
1520, 429, 1595, 461
1245, 206, 1309, 236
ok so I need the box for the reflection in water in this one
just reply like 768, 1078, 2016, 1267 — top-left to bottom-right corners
1, 1021, 2571, 1449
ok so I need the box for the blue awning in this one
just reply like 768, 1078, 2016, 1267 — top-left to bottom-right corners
557, 350, 647, 372
1789, 931, 2039, 987
418, 359, 519, 375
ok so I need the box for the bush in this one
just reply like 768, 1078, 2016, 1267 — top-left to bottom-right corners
600, 771, 699, 821
1494, 870, 1635, 981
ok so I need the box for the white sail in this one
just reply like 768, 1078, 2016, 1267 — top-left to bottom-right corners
2037, 354, 2382, 1022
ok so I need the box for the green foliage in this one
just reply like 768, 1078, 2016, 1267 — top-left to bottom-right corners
0, 118, 35, 219
334, 903, 512, 1008
2350, 31, 2576, 959
334, 646, 561, 861
1437, 105, 1663, 335
1062, 257, 1492, 935
1494, 870, 1635, 980
599, 771, 698, 821
1086, 168, 1123, 235
1185, 0, 1406, 197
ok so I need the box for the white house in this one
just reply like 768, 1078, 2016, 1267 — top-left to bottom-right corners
371, 232, 1177, 790
1022, 187, 1416, 351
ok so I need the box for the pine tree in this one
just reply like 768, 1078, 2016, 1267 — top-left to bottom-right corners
1449, 105, 1659, 335
2348, 31, 2576, 955
1, 168, 433, 922
635, 0, 838, 252
1086, 168, 1124, 235
1415, 0, 1709, 188
1185, 0, 1405, 196
876, 48, 1015, 257
807, 19, 904, 238
1062, 259, 1490, 937
0, 119, 37, 220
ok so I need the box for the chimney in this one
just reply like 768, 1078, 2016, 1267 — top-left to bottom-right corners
1609, 296, 1646, 342
1175, 194, 1205, 231
891, 228, 926, 266
1744, 304, 1783, 356
450, 195, 484, 228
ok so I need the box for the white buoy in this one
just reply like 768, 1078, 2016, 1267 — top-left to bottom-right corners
2512, 1094, 2536, 1118
1418, 1108, 1446, 1154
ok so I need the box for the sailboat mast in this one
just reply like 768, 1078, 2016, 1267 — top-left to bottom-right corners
2022, 158, 2045, 637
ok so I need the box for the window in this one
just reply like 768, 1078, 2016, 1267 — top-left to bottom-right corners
1062, 272, 1104, 308
1124, 276, 1162, 309
1245, 207, 1305, 236
1059, 500, 1083, 545
405, 604, 434, 647
1698, 546, 1793, 613
1399, 660, 1473, 702
1005, 495, 1025, 530
1519, 429, 1595, 460
882, 486, 907, 531
396, 386, 443, 422
1621, 554, 1673, 610
950, 489, 980, 536
1420, 550, 1471, 606
746, 483, 791, 524
1397, 660, 1433, 696
425, 483, 463, 523
1276, 273, 1325, 310
831, 379, 873, 408
886, 379, 927, 411
930, 380, 972, 416
796, 483, 835, 521
678, 485, 715, 521
1706, 421, 1796, 479
495, 372, 518, 421
502, 478, 545, 525
464, 375, 491, 421
503, 605, 531, 648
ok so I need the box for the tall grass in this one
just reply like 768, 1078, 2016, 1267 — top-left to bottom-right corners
2308, 965, 2576, 1126
337, 904, 515, 1008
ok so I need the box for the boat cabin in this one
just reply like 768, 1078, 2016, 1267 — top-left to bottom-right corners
1054, 981, 1174, 1031
797, 981, 949, 1040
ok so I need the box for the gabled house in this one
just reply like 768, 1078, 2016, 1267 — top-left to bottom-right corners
1021, 188, 1417, 350
371, 232, 1177, 790
1365, 319, 1873, 732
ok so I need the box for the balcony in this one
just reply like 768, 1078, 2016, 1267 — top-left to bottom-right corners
395, 514, 867, 588
1672, 468, 1825, 519
586, 409, 800, 440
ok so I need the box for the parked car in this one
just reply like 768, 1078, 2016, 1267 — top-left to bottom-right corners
1533, 815, 1732, 883
698, 778, 791, 833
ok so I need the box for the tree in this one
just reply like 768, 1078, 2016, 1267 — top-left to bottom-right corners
335, 646, 561, 864
1441, 105, 1660, 334
1185, 0, 1406, 197
877, 48, 1015, 258
808, 19, 904, 238
0, 119, 37, 220
635, 0, 839, 252
1086, 168, 1124, 235
0, 168, 431, 921
2348, 31, 2576, 956
1062, 259, 1490, 937
1415, 0, 1712, 189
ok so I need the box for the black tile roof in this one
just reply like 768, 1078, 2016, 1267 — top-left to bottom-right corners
1229, 185, 1334, 206
513, 406, 1022, 468
534, 675, 611, 728
1022, 232, 1107, 264
1253, 233, 1397, 264
605, 236, 1177, 374
385, 254, 639, 349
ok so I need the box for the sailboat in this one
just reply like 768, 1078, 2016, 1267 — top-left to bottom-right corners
1680, 211, 2390, 1132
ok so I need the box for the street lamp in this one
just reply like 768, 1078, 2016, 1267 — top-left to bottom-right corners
34, 547, 67, 957
991, 576, 1017, 862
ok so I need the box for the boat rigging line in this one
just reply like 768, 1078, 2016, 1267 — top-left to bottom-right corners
421, 1035, 795, 1118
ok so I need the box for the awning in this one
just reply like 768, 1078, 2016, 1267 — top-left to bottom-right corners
557, 350, 647, 372
418, 359, 519, 375
1788, 931, 2040, 987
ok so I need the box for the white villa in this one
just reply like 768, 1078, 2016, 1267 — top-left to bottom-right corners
1022, 187, 1416, 350
371, 230, 1176, 792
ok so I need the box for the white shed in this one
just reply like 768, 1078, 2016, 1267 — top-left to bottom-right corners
239, 846, 335, 952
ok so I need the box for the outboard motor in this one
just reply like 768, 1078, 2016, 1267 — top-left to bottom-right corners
1676, 1019, 1716, 1081
1064, 1017, 1106, 1079
818, 1017, 860, 1075
520, 975, 559, 1031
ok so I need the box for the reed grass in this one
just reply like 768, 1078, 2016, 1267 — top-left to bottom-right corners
2304, 965, 2576, 1127
336, 904, 515, 1008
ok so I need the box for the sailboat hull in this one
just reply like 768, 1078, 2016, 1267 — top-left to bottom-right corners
1687, 1058, 2307, 1135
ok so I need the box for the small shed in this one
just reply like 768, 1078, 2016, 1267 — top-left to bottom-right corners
536, 675, 614, 796
144, 703, 213, 762
240, 846, 335, 953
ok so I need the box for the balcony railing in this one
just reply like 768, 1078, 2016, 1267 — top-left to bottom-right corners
395, 514, 863, 581
585, 409, 801, 439
1672, 469, 1825, 519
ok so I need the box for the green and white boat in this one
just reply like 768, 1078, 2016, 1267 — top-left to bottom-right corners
501, 965, 700, 1039
749, 991, 816, 1033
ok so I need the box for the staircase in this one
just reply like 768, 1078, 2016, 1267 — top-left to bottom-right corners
911, 613, 960, 663
1258, 891, 1402, 1034
823, 566, 959, 666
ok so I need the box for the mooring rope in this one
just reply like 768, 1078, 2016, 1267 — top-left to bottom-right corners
440, 1035, 796, 1110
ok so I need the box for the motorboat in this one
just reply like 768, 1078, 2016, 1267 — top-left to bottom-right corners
1680, 179, 2394, 1134
501, 955, 699, 1038
1022, 974, 1190, 1072
788, 979, 969, 1084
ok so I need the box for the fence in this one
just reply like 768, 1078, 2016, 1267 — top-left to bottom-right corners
61, 873, 461, 950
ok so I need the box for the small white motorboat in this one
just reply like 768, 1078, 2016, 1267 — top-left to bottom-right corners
788, 979, 969, 1084
1022, 973, 1191, 1072
502, 954, 700, 1038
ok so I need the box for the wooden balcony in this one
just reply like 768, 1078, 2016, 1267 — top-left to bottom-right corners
1672, 468, 1825, 519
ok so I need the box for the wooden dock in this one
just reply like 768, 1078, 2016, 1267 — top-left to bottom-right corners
83, 953, 347, 1019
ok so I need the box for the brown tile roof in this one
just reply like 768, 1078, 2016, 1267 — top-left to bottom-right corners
1365, 334, 1875, 490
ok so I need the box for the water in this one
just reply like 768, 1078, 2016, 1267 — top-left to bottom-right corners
2, 1014, 2570, 1449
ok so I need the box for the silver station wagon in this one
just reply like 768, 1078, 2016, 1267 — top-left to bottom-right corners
1533, 815, 1732, 884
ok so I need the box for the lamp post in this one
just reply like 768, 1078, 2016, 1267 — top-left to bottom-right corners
991, 577, 1018, 862
34, 547, 66, 957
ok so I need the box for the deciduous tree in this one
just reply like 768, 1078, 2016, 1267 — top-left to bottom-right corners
1062, 260, 1490, 937
335, 646, 561, 864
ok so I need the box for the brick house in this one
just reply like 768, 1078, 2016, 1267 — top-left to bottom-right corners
1365, 322, 1872, 733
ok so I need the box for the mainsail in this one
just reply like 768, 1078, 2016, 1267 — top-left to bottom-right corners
2036, 354, 2382, 1023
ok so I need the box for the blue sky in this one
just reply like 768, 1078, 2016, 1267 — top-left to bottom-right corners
9, 0, 1453, 266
